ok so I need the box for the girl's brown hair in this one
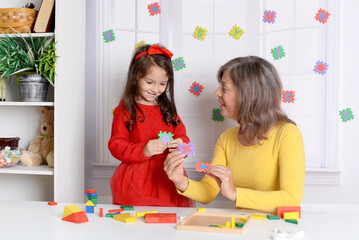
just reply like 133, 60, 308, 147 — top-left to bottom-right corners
122, 44, 179, 131
217, 56, 295, 142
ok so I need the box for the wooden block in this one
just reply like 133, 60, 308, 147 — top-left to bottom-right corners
235, 222, 244, 228
86, 189, 97, 194
285, 219, 298, 224
62, 211, 88, 224
135, 210, 157, 217
277, 206, 301, 218
145, 213, 177, 223
48, 202, 57, 206
197, 208, 206, 212
113, 213, 137, 223
99, 208, 103, 218
250, 214, 265, 220
231, 217, 235, 228
109, 209, 124, 213
120, 205, 134, 211
106, 213, 113, 218
177, 212, 252, 234
239, 217, 247, 222
283, 212, 299, 220
266, 215, 280, 220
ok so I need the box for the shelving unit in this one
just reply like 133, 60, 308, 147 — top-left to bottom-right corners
0, 0, 85, 203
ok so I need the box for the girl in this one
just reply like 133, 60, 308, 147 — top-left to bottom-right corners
108, 44, 193, 207
164, 56, 305, 213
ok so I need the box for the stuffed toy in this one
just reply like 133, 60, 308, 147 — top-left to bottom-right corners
21, 106, 54, 167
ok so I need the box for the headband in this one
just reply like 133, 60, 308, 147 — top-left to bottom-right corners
134, 45, 173, 61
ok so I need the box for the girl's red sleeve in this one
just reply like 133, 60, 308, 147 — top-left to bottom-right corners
173, 115, 190, 143
108, 103, 150, 163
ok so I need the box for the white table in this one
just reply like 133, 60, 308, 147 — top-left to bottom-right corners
0, 200, 356, 240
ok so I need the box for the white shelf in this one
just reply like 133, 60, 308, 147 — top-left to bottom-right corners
0, 32, 54, 38
0, 102, 54, 106
0, 164, 54, 175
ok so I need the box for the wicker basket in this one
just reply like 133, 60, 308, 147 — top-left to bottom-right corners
0, 8, 38, 34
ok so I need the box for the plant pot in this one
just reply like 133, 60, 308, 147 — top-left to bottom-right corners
17, 74, 49, 102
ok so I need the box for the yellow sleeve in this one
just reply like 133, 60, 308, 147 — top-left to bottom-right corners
178, 134, 228, 204
235, 125, 305, 213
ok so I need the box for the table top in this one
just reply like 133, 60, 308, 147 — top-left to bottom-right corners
0, 200, 356, 240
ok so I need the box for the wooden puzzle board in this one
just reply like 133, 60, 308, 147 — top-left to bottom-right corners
176, 212, 252, 234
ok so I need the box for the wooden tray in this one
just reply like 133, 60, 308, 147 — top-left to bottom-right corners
176, 212, 252, 234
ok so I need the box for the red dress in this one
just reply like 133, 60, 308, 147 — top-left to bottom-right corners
108, 100, 194, 207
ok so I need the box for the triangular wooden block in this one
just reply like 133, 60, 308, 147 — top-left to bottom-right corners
62, 211, 89, 224
62, 204, 84, 219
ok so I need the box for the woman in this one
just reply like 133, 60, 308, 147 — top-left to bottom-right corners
164, 56, 305, 213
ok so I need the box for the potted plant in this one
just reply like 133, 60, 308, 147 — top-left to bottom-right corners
0, 32, 58, 102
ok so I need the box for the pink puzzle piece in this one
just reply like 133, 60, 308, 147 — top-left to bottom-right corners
196, 162, 211, 172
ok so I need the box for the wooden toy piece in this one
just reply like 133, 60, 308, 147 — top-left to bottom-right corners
225, 221, 231, 228
85, 200, 95, 213
48, 202, 57, 206
113, 212, 122, 215
108, 209, 124, 213
235, 222, 244, 228
145, 213, 177, 223
250, 214, 266, 220
120, 205, 134, 211
135, 210, 158, 217
277, 206, 301, 218
113, 213, 137, 223
266, 215, 280, 220
209, 225, 218, 227
239, 217, 247, 222
86, 189, 97, 194
62, 204, 88, 224
106, 213, 113, 218
285, 219, 298, 224
176, 212, 252, 234
195, 162, 211, 172
197, 207, 206, 212
283, 212, 299, 220
231, 217, 235, 228
99, 208, 103, 217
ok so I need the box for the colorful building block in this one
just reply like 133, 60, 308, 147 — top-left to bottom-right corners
231, 217, 235, 228
113, 213, 137, 223
240, 217, 247, 222
62, 204, 88, 224
85, 200, 95, 213
86, 189, 97, 194
48, 202, 57, 206
235, 222, 244, 228
250, 214, 265, 220
197, 208, 206, 212
145, 213, 177, 223
285, 219, 298, 224
266, 215, 280, 220
277, 206, 301, 218
106, 213, 113, 218
135, 210, 158, 217
109, 209, 124, 213
99, 208, 103, 217
120, 205, 134, 211
283, 212, 299, 220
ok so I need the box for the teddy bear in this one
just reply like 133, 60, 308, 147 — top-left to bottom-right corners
20, 106, 54, 167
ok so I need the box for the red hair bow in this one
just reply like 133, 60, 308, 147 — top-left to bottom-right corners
134, 45, 173, 61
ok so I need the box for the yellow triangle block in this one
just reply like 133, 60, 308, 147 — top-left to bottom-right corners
62, 204, 84, 219
250, 214, 266, 220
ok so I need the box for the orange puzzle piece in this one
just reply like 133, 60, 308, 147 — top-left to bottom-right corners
276, 206, 301, 218
145, 213, 177, 223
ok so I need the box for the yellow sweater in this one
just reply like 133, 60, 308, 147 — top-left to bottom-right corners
180, 122, 305, 213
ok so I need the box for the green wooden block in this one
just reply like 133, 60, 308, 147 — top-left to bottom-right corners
106, 213, 114, 218
285, 219, 298, 224
120, 205, 134, 210
235, 222, 244, 228
266, 215, 280, 220
208, 225, 218, 227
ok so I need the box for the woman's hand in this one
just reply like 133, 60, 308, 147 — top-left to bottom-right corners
164, 150, 188, 192
167, 138, 183, 152
206, 165, 236, 202
144, 139, 166, 157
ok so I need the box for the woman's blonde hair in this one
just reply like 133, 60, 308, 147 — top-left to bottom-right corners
217, 56, 295, 142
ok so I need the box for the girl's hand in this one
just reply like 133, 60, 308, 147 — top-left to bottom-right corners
164, 150, 188, 191
144, 139, 166, 157
167, 138, 183, 152
206, 165, 236, 202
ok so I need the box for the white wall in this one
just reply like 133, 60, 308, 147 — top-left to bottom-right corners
301, 0, 359, 205
85, 0, 359, 207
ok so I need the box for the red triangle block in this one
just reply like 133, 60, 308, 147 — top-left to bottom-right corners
62, 211, 89, 224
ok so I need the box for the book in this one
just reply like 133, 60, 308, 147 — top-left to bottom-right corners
33, 0, 55, 33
